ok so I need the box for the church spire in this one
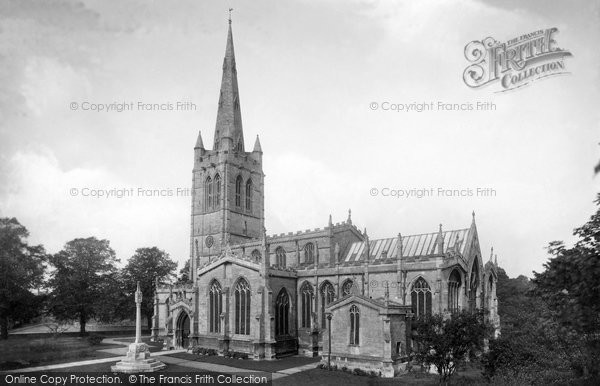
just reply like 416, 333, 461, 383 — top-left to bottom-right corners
253, 135, 262, 153
194, 130, 204, 150
213, 16, 244, 152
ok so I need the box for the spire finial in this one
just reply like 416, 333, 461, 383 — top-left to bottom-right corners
490, 246, 494, 261
439, 223, 443, 232
253, 135, 262, 153
472, 210, 476, 220
347, 208, 352, 224
194, 130, 205, 150
228, 8, 233, 24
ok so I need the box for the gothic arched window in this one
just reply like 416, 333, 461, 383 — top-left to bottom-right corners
208, 280, 222, 333
342, 279, 354, 297
320, 281, 335, 328
213, 174, 221, 209
245, 179, 253, 211
300, 282, 313, 328
204, 176, 212, 211
235, 175, 242, 208
251, 249, 261, 263
448, 270, 461, 314
275, 247, 286, 268
234, 278, 251, 335
349, 305, 360, 345
411, 277, 432, 317
469, 260, 480, 311
486, 275, 494, 309
275, 289, 289, 336
304, 243, 314, 264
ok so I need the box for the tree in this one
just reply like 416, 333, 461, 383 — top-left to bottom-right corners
483, 268, 570, 383
176, 260, 191, 284
0, 217, 46, 339
532, 194, 600, 376
121, 247, 177, 330
412, 310, 490, 383
47, 237, 119, 335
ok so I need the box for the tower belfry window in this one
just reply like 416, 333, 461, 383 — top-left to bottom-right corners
214, 174, 221, 209
204, 176, 212, 211
235, 175, 242, 207
245, 179, 253, 211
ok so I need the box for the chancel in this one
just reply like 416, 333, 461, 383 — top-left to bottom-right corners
152, 18, 500, 377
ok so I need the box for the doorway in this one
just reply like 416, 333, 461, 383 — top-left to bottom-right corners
176, 312, 190, 349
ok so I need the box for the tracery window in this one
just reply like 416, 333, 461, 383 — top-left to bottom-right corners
235, 175, 242, 208
234, 278, 251, 335
213, 174, 221, 209
411, 277, 432, 317
304, 243, 314, 264
320, 282, 335, 328
204, 176, 212, 211
275, 247, 286, 268
245, 179, 253, 211
275, 289, 289, 336
448, 270, 461, 313
208, 280, 222, 333
342, 279, 354, 296
251, 249, 261, 263
300, 282, 313, 328
469, 261, 480, 311
349, 305, 360, 345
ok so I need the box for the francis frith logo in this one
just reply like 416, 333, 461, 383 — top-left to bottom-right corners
463, 28, 572, 92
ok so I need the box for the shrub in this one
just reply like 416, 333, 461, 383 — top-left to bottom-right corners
232, 351, 248, 360
341, 366, 348, 372
87, 334, 104, 346
353, 368, 368, 376
317, 363, 326, 369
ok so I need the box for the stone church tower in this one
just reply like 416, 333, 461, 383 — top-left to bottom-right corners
190, 19, 265, 281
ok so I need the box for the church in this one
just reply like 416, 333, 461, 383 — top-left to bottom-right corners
152, 19, 500, 377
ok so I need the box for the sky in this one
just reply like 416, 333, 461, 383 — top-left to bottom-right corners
0, 0, 599, 278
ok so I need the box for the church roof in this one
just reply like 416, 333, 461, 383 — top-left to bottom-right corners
342, 228, 470, 263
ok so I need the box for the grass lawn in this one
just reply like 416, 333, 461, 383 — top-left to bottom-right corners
46, 362, 203, 372
277, 368, 486, 386
108, 337, 164, 352
168, 352, 320, 372
277, 364, 485, 386
0, 335, 123, 371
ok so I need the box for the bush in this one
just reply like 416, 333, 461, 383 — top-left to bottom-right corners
232, 351, 248, 360
192, 347, 218, 356
87, 334, 104, 345
353, 368, 368, 376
